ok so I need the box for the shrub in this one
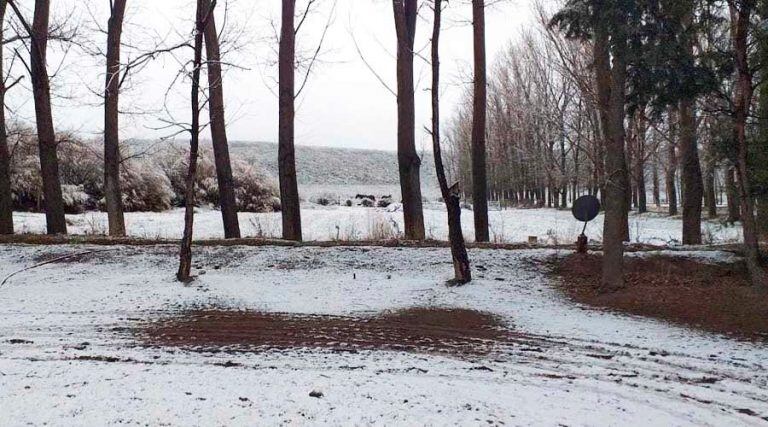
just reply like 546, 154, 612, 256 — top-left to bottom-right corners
377, 196, 393, 208
6, 129, 276, 214
119, 159, 174, 212
61, 185, 90, 214
9, 129, 43, 211
155, 145, 279, 212
310, 192, 340, 206
232, 159, 280, 212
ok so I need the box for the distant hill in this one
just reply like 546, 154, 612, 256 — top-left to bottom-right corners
229, 140, 437, 188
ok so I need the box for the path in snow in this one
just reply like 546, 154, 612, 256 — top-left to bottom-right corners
0, 245, 765, 425
12, 204, 743, 245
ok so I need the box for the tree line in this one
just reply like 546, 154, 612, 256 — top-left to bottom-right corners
0, 0, 765, 289
445, 0, 766, 288
538, 0, 766, 289
0, 0, 489, 283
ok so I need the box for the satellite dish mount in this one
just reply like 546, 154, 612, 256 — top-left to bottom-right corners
571, 195, 601, 254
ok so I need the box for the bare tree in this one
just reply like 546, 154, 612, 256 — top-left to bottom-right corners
393, 0, 425, 241
8, 0, 67, 234
278, 0, 301, 241
104, 0, 127, 237
203, 0, 240, 239
178, 0, 216, 282
0, 1, 13, 234
432, 0, 471, 283
471, 0, 489, 242
272, 0, 334, 242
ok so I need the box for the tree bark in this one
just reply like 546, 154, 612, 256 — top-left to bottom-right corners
635, 109, 648, 214
278, 0, 302, 241
471, 0, 489, 242
594, 24, 627, 291
104, 0, 127, 237
758, 196, 768, 241
704, 159, 717, 219
679, 2, 703, 244
0, 1, 13, 235
679, 97, 703, 244
178, 0, 210, 282
9, 0, 67, 234
393, 0, 425, 240
666, 109, 678, 216
730, 2, 767, 289
432, 0, 470, 283
652, 147, 661, 208
203, 0, 240, 239
726, 165, 740, 223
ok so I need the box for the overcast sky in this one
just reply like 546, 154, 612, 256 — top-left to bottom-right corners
6, 0, 541, 152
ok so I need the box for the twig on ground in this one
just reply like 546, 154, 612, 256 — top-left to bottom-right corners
0, 249, 117, 289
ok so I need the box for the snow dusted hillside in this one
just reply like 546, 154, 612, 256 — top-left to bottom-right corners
229, 140, 439, 195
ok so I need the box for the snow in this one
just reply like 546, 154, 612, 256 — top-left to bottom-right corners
11, 204, 744, 245
0, 244, 765, 425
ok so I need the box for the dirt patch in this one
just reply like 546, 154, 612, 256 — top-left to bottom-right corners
135, 307, 513, 358
548, 254, 768, 341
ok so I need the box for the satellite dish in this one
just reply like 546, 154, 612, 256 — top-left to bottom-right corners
572, 195, 601, 223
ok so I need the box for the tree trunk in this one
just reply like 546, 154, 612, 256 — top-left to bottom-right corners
178, 0, 208, 282
594, 24, 626, 291
277, 0, 302, 241
104, 0, 127, 237
679, 98, 703, 244
666, 110, 678, 216
204, 0, 240, 239
726, 166, 740, 223
0, 1, 12, 235
758, 196, 768, 241
652, 147, 661, 207
730, 3, 767, 289
704, 160, 717, 219
635, 109, 647, 214
471, 0, 489, 242
679, 3, 703, 244
432, 0, 470, 283
393, 0, 425, 240
10, 0, 67, 234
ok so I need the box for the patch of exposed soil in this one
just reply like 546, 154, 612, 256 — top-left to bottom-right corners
135, 307, 513, 358
548, 254, 768, 341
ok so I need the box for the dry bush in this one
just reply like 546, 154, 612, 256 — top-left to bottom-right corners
366, 214, 400, 240
156, 145, 279, 213
7, 125, 280, 215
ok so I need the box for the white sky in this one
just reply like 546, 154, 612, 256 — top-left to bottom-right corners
6, 0, 540, 152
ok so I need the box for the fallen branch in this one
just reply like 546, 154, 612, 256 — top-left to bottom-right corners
0, 249, 116, 289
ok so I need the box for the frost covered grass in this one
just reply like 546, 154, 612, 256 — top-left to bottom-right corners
11, 204, 744, 245
0, 245, 765, 425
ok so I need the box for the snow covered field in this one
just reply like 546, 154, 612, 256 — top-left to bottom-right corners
11, 204, 743, 245
0, 245, 766, 425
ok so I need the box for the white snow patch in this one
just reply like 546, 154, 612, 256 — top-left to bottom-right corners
11, 205, 744, 245
0, 245, 765, 425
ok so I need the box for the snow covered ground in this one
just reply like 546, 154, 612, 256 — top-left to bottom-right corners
11, 204, 743, 245
0, 244, 765, 425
